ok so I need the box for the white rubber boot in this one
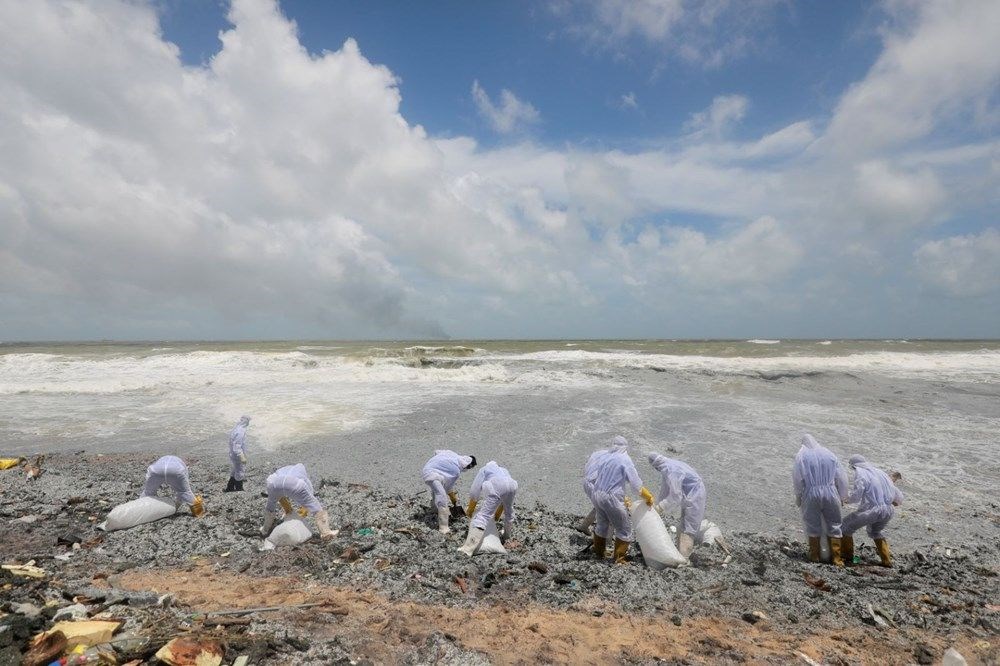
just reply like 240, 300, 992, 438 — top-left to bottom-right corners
437, 506, 451, 534
575, 508, 596, 534
314, 510, 338, 539
457, 527, 486, 556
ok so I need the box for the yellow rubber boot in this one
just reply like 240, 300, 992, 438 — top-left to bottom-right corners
842, 535, 855, 565
592, 534, 607, 559
808, 536, 821, 563
874, 538, 892, 567
828, 536, 844, 567
613, 539, 629, 564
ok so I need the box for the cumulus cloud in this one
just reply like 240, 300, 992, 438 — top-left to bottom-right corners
1, 0, 998, 340
471, 80, 540, 134
914, 228, 1000, 297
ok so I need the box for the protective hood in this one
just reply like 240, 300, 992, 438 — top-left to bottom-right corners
801, 433, 820, 450
239, 416, 251, 427
609, 435, 629, 453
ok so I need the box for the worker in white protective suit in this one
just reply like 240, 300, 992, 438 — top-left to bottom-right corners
261, 463, 335, 539
647, 452, 706, 558
225, 416, 250, 492
142, 455, 204, 517
575, 447, 608, 533
421, 450, 477, 533
458, 461, 518, 556
793, 434, 849, 566
589, 436, 654, 564
842, 454, 903, 567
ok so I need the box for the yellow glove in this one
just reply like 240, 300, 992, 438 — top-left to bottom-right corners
466, 500, 477, 518
640, 486, 654, 507
447, 491, 458, 506
190, 496, 205, 517
297, 507, 308, 518
494, 505, 504, 520
623, 496, 632, 510
278, 497, 293, 515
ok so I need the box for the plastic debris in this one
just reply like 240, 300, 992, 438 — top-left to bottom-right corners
22, 629, 66, 666
2, 561, 47, 578
942, 647, 968, 666
38, 620, 121, 651
0, 457, 24, 470
154, 637, 224, 666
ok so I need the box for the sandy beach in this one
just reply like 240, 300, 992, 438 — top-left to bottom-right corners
1, 452, 997, 665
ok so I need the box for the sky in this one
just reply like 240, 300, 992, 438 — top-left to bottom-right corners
0, 0, 998, 341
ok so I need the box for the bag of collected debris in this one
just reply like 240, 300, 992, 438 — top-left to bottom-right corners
261, 516, 312, 551
98, 496, 176, 531
475, 520, 507, 555
632, 502, 687, 569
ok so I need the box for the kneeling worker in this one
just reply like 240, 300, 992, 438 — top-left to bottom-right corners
459, 461, 517, 556
421, 449, 477, 533
843, 454, 903, 567
142, 455, 204, 517
590, 436, 654, 564
647, 452, 706, 557
261, 463, 335, 539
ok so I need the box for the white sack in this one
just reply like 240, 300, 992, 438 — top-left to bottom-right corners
697, 519, 723, 546
98, 496, 176, 532
261, 516, 312, 551
474, 519, 507, 555
632, 502, 687, 569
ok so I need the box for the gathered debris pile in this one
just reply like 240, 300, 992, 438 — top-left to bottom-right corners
1, 452, 997, 664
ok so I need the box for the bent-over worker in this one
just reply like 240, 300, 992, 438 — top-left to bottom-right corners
142, 455, 204, 517
261, 463, 335, 539
589, 436, 654, 564
421, 449, 477, 533
458, 461, 518, 556
843, 455, 903, 567
647, 452, 706, 557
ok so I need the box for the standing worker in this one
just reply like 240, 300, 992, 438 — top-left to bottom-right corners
589, 436, 654, 564
261, 463, 335, 539
647, 452, 706, 557
842, 455, 903, 567
421, 450, 477, 533
142, 455, 204, 517
225, 416, 250, 492
458, 461, 518, 556
793, 434, 849, 566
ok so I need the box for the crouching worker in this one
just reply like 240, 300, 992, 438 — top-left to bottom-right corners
142, 455, 204, 517
647, 452, 706, 558
590, 436, 654, 564
261, 464, 335, 539
225, 416, 250, 492
793, 434, 849, 565
459, 461, 517, 556
843, 455, 903, 567
421, 450, 477, 533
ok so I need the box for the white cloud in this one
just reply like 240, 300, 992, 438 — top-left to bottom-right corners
618, 92, 638, 110
471, 80, 540, 134
914, 228, 1000, 297
555, 0, 783, 67
684, 94, 748, 137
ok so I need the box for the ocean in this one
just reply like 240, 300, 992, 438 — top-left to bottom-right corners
2, 339, 998, 546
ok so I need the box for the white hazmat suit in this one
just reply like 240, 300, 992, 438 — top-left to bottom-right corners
647, 453, 706, 556
262, 464, 334, 539
458, 461, 517, 556
227, 416, 250, 490
793, 434, 849, 564
588, 436, 654, 563
842, 454, 903, 566
421, 449, 475, 533
142, 455, 202, 515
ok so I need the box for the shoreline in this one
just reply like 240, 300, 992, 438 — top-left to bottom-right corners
1, 452, 998, 664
